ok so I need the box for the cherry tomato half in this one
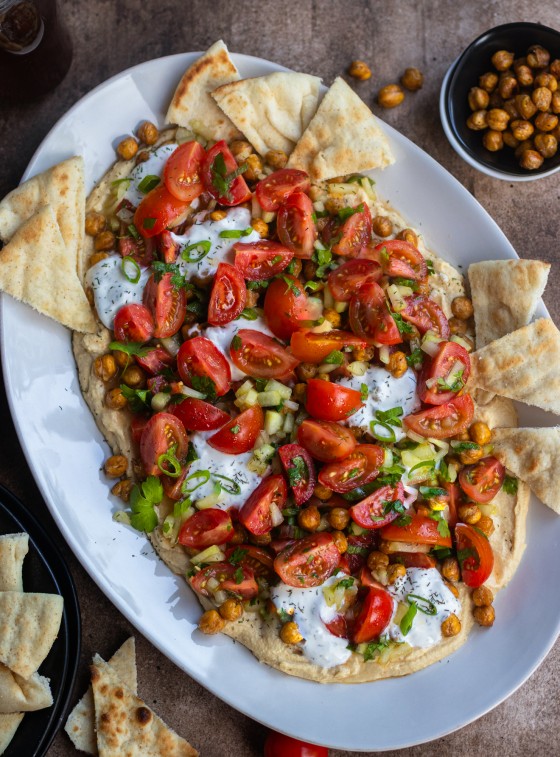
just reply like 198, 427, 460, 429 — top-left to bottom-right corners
264, 274, 313, 341
391, 552, 437, 569
380, 513, 452, 547
113, 303, 154, 343
178, 508, 234, 549
349, 482, 405, 529
349, 281, 402, 345
139, 412, 188, 476
238, 475, 287, 535
230, 329, 299, 379
190, 562, 258, 599
157, 229, 178, 263
351, 586, 394, 644
134, 184, 188, 238
328, 258, 382, 302
135, 346, 174, 376
455, 522, 494, 588
318, 444, 383, 493
459, 456, 505, 504
305, 378, 363, 422
332, 204, 372, 258
224, 544, 275, 579
264, 731, 328, 757
274, 533, 339, 588
403, 394, 474, 440
290, 330, 367, 363
177, 336, 232, 397
163, 141, 206, 203
401, 295, 450, 339
278, 444, 316, 506
208, 405, 264, 454
418, 341, 471, 405
277, 192, 317, 259
234, 240, 294, 281
297, 419, 357, 462
207, 262, 247, 325
256, 168, 310, 212
143, 272, 187, 338
170, 397, 230, 431
372, 239, 428, 281
202, 140, 251, 206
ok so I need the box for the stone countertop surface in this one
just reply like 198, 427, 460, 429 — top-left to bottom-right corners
0, 1, 558, 755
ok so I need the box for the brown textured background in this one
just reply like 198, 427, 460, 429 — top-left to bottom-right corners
0, 1, 559, 755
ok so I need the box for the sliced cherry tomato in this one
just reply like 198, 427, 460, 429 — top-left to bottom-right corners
208, 405, 264, 454
328, 259, 382, 302
264, 274, 314, 341
157, 229, 178, 263
390, 552, 437, 569
324, 614, 348, 639
178, 508, 234, 549
143, 272, 187, 338
401, 295, 450, 339
290, 330, 367, 363
202, 140, 251, 206
190, 562, 258, 599
373, 239, 428, 280
305, 378, 363, 422
277, 192, 317, 259
230, 329, 299, 379
163, 141, 206, 202
459, 456, 505, 504
349, 482, 405, 529
278, 444, 316, 506
403, 394, 474, 440
234, 240, 294, 280
130, 415, 149, 446
264, 732, 328, 757
318, 444, 383, 493
207, 262, 247, 325
113, 303, 154, 343
177, 336, 231, 397
351, 586, 394, 644
118, 233, 156, 267
297, 419, 356, 462
380, 513, 452, 547
274, 533, 339, 588
256, 168, 310, 212
238, 475, 287, 535
455, 523, 494, 588
139, 412, 188, 476
418, 341, 471, 405
443, 482, 459, 530
332, 204, 372, 258
224, 544, 274, 578
349, 281, 402, 345
170, 397, 230, 431
162, 467, 188, 500
135, 346, 174, 376
134, 184, 188, 238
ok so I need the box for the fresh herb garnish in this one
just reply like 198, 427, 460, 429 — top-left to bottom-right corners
407, 347, 425, 369
137, 174, 161, 194
395, 514, 412, 527
431, 546, 453, 560
230, 424, 241, 435
213, 474, 241, 494
109, 341, 151, 359
128, 475, 163, 533
419, 486, 447, 499
210, 152, 247, 201
190, 375, 217, 401
279, 275, 302, 296
152, 260, 187, 289
142, 217, 156, 230
312, 246, 333, 278
426, 260, 435, 275
428, 510, 451, 538
219, 227, 253, 239
437, 369, 464, 393
362, 635, 390, 662
304, 280, 322, 292
324, 350, 345, 365
228, 547, 248, 566
407, 594, 437, 616
360, 383, 368, 402
392, 312, 414, 334
278, 608, 292, 624
376, 407, 403, 427
337, 203, 364, 221
234, 567, 245, 585
239, 307, 258, 320
247, 279, 270, 290
119, 384, 151, 412
127, 223, 141, 241
288, 456, 308, 487
231, 335, 242, 351
450, 440, 479, 453
503, 475, 518, 495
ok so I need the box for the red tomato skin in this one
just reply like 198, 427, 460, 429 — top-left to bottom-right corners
418, 341, 471, 405
170, 398, 230, 431
238, 475, 287, 535
256, 169, 311, 212
297, 419, 357, 462
113, 304, 154, 343
234, 240, 294, 280
332, 204, 372, 258
230, 329, 299, 379
290, 330, 367, 363
207, 262, 247, 325
390, 552, 437, 569
328, 259, 382, 302
224, 544, 274, 577
162, 467, 188, 500
380, 513, 452, 547
143, 272, 187, 339
135, 346, 174, 376
190, 562, 258, 599
130, 415, 149, 446
349, 281, 403, 345
139, 412, 188, 476
274, 533, 340, 588
118, 233, 156, 267
263, 275, 311, 341
277, 191, 317, 259
158, 230, 178, 263
373, 239, 428, 280
305, 378, 363, 422
352, 586, 394, 644
459, 457, 505, 504
264, 732, 328, 757
208, 405, 264, 454
401, 295, 450, 339
202, 140, 251, 206
403, 394, 474, 440
318, 444, 384, 493
177, 336, 232, 397
163, 141, 206, 202
134, 184, 188, 238
178, 509, 234, 549
455, 523, 494, 588
278, 444, 316, 506
349, 483, 406, 529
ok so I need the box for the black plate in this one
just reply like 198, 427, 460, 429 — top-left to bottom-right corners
0, 484, 81, 757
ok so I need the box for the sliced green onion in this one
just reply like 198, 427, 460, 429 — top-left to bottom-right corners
213, 474, 241, 495
143, 217, 156, 230
182, 240, 212, 262
157, 449, 182, 478
182, 470, 211, 493
419, 486, 447, 499
408, 459, 436, 482
370, 420, 397, 443
121, 255, 141, 284
400, 602, 418, 636
219, 227, 253, 239
128, 223, 141, 241
239, 307, 258, 320
406, 594, 437, 616
137, 174, 161, 193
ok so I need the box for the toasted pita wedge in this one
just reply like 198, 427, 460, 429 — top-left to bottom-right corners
0, 664, 52, 713
468, 318, 560, 415
0, 591, 64, 678
0, 205, 97, 333
91, 656, 198, 757
65, 637, 137, 755
287, 77, 394, 181
211, 72, 322, 156
166, 40, 241, 142
492, 427, 560, 514
0, 534, 28, 593
0, 713, 23, 755
469, 259, 550, 349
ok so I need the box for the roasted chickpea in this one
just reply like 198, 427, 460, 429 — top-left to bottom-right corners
296, 362, 317, 381
367, 551, 389, 571
482, 129, 504, 152
476, 514, 495, 537
251, 218, 269, 237
121, 364, 146, 389
244, 153, 263, 181
229, 140, 253, 164
550, 59, 560, 78
479, 71, 498, 92
469, 421, 492, 445
503, 98, 520, 120
104, 454, 128, 478
400, 67, 423, 91
94, 230, 116, 252
249, 531, 272, 546
534, 72, 558, 92
395, 228, 418, 246
265, 149, 288, 169
199, 609, 225, 635
137, 120, 159, 145
534, 133, 558, 158
449, 316, 469, 336
219, 598, 244, 621
466, 110, 488, 131
501, 130, 518, 149
298, 505, 321, 532
441, 557, 460, 583
458, 502, 482, 525
535, 112, 559, 132
89, 251, 109, 268
328, 507, 350, 531
444, 580, 460, 598
313, 484, 332, 502
387, 563, 406, 585
331, 530, 348, 554
93, 354, 117, 382
209, 209, 227, 222
532, 86, 552, 111
527, 44, 550, 69
468, 86, 489, 111
451, 296, 474, 320
372, 215, 393, 237
498, 74, 518, 100
514, 139, 534, 159
388, 351, 407, 379
292, 383, 306, 403
486, 108, 510, 131
105, 387, 127, 410
491, 49, 514, 71
514, 64, 534, 87
459, 447, 484, 466
352, 345, 375, 361
323, 308, 341, 328
111, 478, 133, 502
85, 211, 106, 236
135, 149, 150, 165
551, 124, 560, 142
474, 605, 495, 627
519, 149, 544, 170
324, 196, 346, 215
441, 613, 462, 637
551, 91, 560, 114
510, 119, 534, 141
116, 136, 139, 160
378, 84, 405, 108
514, 93, 537, 120
245, 289, 259, 309
349, 60, 372, 80
280, 621, 303, 644
472, 585, 494, 607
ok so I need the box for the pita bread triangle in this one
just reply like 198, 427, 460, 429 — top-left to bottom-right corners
0, 664, 52, 713
65, 637, 137, 755
0, 533, 28, 593
468, 318, 560, 415
0, 205, 97, 333
211, 71, 322, 156
469, 258, 550, 349
91, 656, 198, 757
0, 713, 24, 755
492, 427, 560, 514
287, 76, 395, 181
166, 40, 241, 142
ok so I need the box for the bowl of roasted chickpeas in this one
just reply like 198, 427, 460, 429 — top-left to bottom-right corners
440, 22, 560, 180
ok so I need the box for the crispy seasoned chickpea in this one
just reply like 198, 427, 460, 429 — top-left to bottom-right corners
298, 505, 321, 532
482, 129, 504, 151
472, 585, 494, 607
486, 108, 510, 131
503, 98, 520, 120
451, 296, 474, 320
367, 551, 390, 571
514, 93, 537, 120
245, 289, 259, 308
324, 196, 346, 215
280, 621, 303, 644
89, 251, 109, 268
104, 454, 128, 478
117, 136, 139, 160
534, 72, 558, 92
449, 316, 468, 336
251, 218, 269, 237
244, 153, 263, 181
401, 67, 424, 91
388, 351, 407, 379
85, 211, 106, 236
349, 60, 372, 80
535, 112, 559, 132
265, 149, 288, 169
372, 215, 393, 237
105, 387, 127, 410
292, 382, 306, 403
466, 110, 488, 131
501, 130, 519, 149
199, 609, 225, 635
121, 364, 146, 389
527, 44, 550, 69
249, 531, 272, 546
441, 613, 461, 637
519, 149, 544, 170
94, 230, 116, 252
328, 507, 350, 531
534, 133, 558, 158
550, 59, 560, 77
469, 421, 492, 445
441, 557, 460, 582
308, 485, 329, 504
296, 362, 317, 382
491, 49, 514, 71
352, 345, 375, 361
137, 120, 159, 145
514, 139, 534, 158
459, 447, 484, 466
219, 598, 244, 621
476, 514, 495, 537
468, 87, 490, 111
229, 140, 253, 164
112, 350, 129, 369
444, 579, 460, 598
331, 530, 348, 554
510, 119, 534, 141
323, 308, 341, 327
458, 502, 482, 525
474, 604, 495, 627
455, 431, 470, 442
551, 91, 560, 114
209, 209, 227, 222
230, 523, 248, 545
479, 71, 499, 92
135, 149, 150, 165
514, 64, 534, 87
498, 73, 518, 100
552, 124, 560, 141
111, 478, 133, 502
395, 228, 418, 246
387, 563, 406, 585
378, 84, 405, 108
94, 354, 117, 382
532, 86, 552, 111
